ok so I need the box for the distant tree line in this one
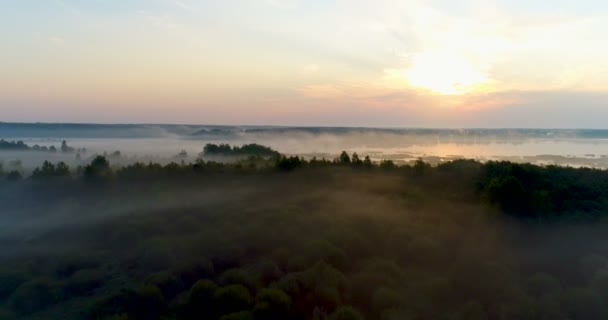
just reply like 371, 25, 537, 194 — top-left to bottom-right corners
5, 143, 608, 221
0, 139, 83, 154
202, 143, 280, 158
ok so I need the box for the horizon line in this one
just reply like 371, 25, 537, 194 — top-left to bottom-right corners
2, 121, 608, 131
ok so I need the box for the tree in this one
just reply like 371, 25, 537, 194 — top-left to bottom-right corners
55, 162, 71, 177
184, 280, 219, 319
5, 171, 22, 181
413, 159, 431, 176
32, 161, 55, 180
0, 140, 29, 151
379, 160, 396, 170
32, 161, 71, 180
363, 156, 373, 168
253, 288, 292, 320
484, 176, 528, 215
351, 153, 362, 166
84, 156, 112, 182
329, 306, 364, 320
60, 140, 75, 153
9, 278, 61, 315
8, 160, 23, 172
214, 285, 253, 315
338, 151, 351, 165
276, 156, 303, 171
133, 285, 165, 320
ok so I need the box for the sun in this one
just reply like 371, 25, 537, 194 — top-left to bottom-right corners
404, 51, 488, 95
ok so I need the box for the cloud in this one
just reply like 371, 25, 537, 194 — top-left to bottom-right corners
171, 0, 192, 10
300, 64, 320, 75
264, 0, 299, 8
48, 36, 66, 46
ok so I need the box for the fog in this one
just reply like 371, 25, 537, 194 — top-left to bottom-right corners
3, 124, 608, 172
2, 162, 608, 319
3, 124, 608, 319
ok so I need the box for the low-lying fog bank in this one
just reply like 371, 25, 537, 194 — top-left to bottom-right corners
3, 124, 608, 172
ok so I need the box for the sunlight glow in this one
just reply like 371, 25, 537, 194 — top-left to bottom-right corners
404, 51, 489, 95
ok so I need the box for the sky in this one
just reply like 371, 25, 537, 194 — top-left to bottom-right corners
1, 0, 608, 127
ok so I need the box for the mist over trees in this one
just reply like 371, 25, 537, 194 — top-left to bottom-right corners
0, 139, 81, 154
2, 145, 608, 319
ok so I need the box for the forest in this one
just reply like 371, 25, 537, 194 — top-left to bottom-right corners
2, 146, 608, 319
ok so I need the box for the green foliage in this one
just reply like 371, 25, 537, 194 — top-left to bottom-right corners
5, 155, 608, 319
60, 140, 75, 153
84, 155, 113, 182
5, 171, 22, 181
183, 279, 218, 318
351, 153, 362, 166
413, 158, 431, 176
451, 301, 488, 320
253, 288, 291, 319
296, 261, 347, 311
478, 161, 608, 219
64, 268, 105, 296
363, 155, 373, 168
379, 160, 396, 170
9, 278, 62, 314
203, 143, 280, 158
0, 140, 71, 154
214, 284, 253, 315
329, 306, 364, 320
0, 139, 29, 150
32, 161, 71, 180
219, 268, 262, 292
371, 287, 402, 313
338, 151, 351, 164
276, 156, 304, 171
145, 271, 184, 300
135, 285, 165, 319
